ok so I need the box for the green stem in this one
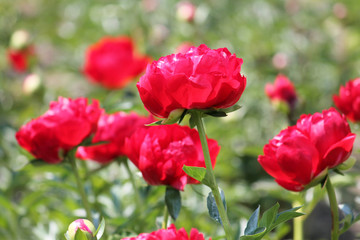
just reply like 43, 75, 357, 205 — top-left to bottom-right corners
193, 111, 233, 240
124, 160, 141, 208
293, 199, 304, 240
162, 205, 169, 229
69, 153, 93, 221
325, 178, 339, 240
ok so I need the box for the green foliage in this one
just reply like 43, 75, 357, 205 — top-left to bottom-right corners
165, 187, 182, 220
241, 203, 304, 240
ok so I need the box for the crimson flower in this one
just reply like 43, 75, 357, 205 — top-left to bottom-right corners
265, 74, 297, 109
125, 124, 219, 191
137, 44, 246, 119
76, 112, 154, 164
121, 224, 211, 240
16, 97, 103, 164
333, 78, 360, 122
84, 36, 151, 89
258, 108, 355, 191
7, 46, 34, 72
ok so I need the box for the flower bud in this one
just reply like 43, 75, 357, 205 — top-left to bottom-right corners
176, 1, 196, 22
10, 30, 31, 50
67, 219, 96, 240
23, 74, 42, 95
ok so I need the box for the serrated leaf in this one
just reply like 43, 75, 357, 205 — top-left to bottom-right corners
165, 187, 181, 220
183, 166, 206, 182
207, 190, 226, 225
95, 217, 106, 239
259, 203, 280, 229
74, 230, 88, 240
244, 206, 260, 235
240, 227, 266, 240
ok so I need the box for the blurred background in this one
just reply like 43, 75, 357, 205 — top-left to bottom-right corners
1, 0, 360, 239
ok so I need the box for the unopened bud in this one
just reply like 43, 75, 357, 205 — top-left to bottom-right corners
67, 219, 96, 240
10, 30, 31, 50
23, 74, 41, 95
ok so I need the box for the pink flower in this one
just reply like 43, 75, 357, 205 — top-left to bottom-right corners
125, 124, 219, 191
84, 36, 151, 89
333, 78, 360, 122
16, 97, 103, 163
137, 44, 246, 119
258, 108, 355, 191
176, 1, 196, 22
76, 112, 154, 164
121, 224, 211, 240
265, 74, 297, 109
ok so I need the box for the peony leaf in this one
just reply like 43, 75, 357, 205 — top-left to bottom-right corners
206, 189, 226, 225
183, 165, 206, 182
259, 203, 280, 229
272, 206, 304, 228
239, 227, 266, 240
95, 217, 106, 239
145, 120, 163, 126
244, 205, 260, 235
165, 187, 182, 220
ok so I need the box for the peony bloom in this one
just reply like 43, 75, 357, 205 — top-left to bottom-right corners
16, 97, 103, 164
67, 219, 96, 240
121, 224, 210, 240
84, 36, 151, 89
137, 44, 246, 119
7, 46, 34, 72
333, 78, 360, 122
258, 108, 356, 192
125, 124, 219, 191
76, 112, 154, 164
265, 74, 297, 110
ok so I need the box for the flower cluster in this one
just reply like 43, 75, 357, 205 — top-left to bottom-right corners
16, 97, 103, 163
265, 74, 297, 110
258, 108, 355, 191
121, 224, 210, 240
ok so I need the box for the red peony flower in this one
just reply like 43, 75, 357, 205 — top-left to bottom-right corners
258, 108, 355, 191
76, 112, 154, 164
137, 44, 246, 119
265, 74, 297, 109
16, 97, 103, 164
121, 224, 211, 240
333, 78, 360, 122
7, 46, 34, 72
83, 36, 151, 89
125, 124, 219, 191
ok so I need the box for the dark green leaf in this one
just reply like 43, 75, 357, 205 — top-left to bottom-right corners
189, 115, 196, 129
272, 207, 304, 228
183, 166, 206, 182
259, 203, 280, 229
244, 205, 260, 235
205, 111, 227, 117
222, 104, 242, 113
240, 227, 266, 240
206, 190, 227, 225
165, 187, 182, 220
178, 109, 188, 124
